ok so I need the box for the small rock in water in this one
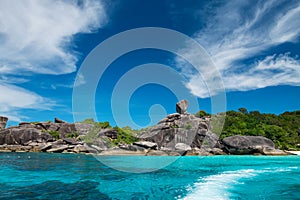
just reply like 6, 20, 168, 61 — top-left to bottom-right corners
176, 100, 189, 114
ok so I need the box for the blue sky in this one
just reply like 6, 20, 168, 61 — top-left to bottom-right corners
0, 0, 299, 128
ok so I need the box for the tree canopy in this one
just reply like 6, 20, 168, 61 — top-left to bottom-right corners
200, 109, 300, 150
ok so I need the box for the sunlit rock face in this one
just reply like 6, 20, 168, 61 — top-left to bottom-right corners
139, 100, 217, 151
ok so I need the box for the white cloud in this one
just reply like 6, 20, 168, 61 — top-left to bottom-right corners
0, 0, 107, 122
270, 5, 300, 43
0, 76, 29, 84
224, 54, 300, 91
177, 0, 300, 98
49, 72, 86, 90
74, 72, 86, 87
0, 0, 106, 75
0, 83, 54, 122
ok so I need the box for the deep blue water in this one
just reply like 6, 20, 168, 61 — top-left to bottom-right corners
0, 153, 299, 200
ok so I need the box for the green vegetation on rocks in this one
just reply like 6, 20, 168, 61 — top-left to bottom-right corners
47, 130, 59, 140
81, 108, 300, 150
81, 120, 138, 146
111, 126, 139, 146
198, 109, 300, 150
66, 132, 79, 138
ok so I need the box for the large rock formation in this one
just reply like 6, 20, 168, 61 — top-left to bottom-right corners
0, 106, 292, 156
221, 135, 287, 155
0, 127, 53, 145
74, 123, 93, 135
0, 118, 86, 153
98, 129, 118, 139
139, 100, 218, 154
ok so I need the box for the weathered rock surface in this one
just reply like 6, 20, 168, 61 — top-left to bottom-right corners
73, 144, 89, 153
139, 101, 217, 151
175, 143, 192, 151
209, 148, 227, 155
0, 107, 293, 156
0, 118, 79, 146
63, 138, 78, 145
54, 118, 66, 123
86, 136, 110, 150
99, 147, 146, 155
222, 135, 276, 154
119, 144, 146, 152
57, 123, 76, 138
0, 116, 8, 130
176, 100, 189, 114
0, 144, 32, 152
39, 143, 52, 152
0, 128, 53, 145
98, 129, 118, 139
74, 123, 93, 135
146, 150, 169, 156
91, 145, 104, 152
133, 141, 158, 150
261, 147, 289, 155
47, 145, 70, 153
0, 118, 94, 153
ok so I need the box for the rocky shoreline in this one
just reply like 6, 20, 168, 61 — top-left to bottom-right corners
0, 100, 295, 156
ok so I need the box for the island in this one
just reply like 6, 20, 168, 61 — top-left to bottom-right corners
0, 100, 299, 156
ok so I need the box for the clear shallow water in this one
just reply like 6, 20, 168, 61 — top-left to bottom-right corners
0, 153, 299, 200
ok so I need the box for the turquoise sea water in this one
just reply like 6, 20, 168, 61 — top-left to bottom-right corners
0, 153, 299, 200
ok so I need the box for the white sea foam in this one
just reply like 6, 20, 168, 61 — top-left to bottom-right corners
180, 167, 296, 200
180, 169, 256, 200
287, 166, 298, 169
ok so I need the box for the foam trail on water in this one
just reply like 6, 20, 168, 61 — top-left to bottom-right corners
180, 167, 296, 200
179, 169, 257, 200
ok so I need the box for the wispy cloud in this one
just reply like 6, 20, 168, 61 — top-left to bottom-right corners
177, 0, 300, 98
0, 0, 106, 75
223, 53, 300, 91
50, 72, 86, 90
0, 0, 107, 121
0, 83, 54, 122
74, 72, 86, 87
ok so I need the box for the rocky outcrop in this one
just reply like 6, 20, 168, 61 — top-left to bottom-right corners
261, 147, 289, 155
56, 123, 76, 138
0, 102, 294, 156
0, 116, 8, 130
17, 121, 76, 139
175, 143, 192, 151
54, 118, 66, 123
133, 141, 158, 150
221, 135, 283, 155
136, 100, 225, 156
73, 144, 90, 153
0, 128, 53, 145
146, 150, 169, 156
98, 147, 146, 155
176, 100, 188, 114
98, 129, 118, 139
0, 118, 85, 153
119, 144, 147, 152
0, 119, 76, 145
46, 145, 69, 153
74, 123, 93, 135
139, 111, 217, 151
63, 138, 78, 145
